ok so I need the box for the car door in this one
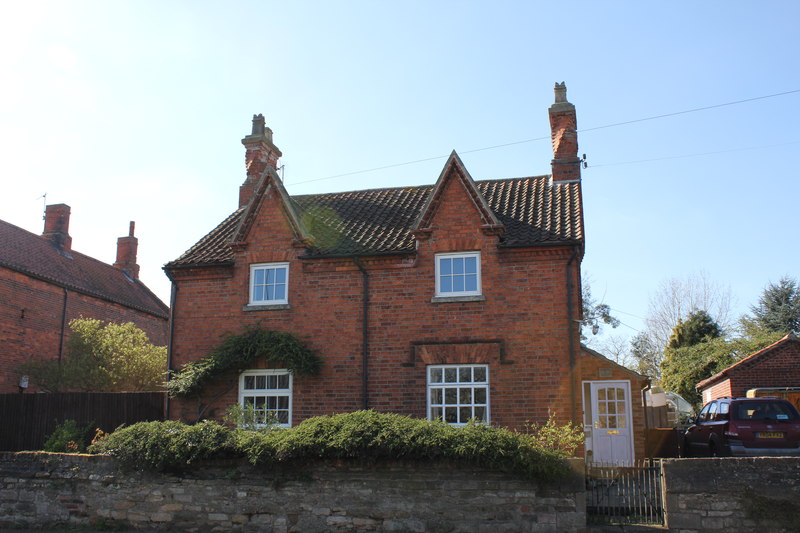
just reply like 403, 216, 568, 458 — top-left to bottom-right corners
686, 402, 713, 455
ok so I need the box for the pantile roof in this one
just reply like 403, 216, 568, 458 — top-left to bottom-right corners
167, 174, 583, 269
0, 219, 169, 318
696, 334, 800, 390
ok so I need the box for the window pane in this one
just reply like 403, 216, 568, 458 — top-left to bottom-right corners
255, 375, 266, 389
459, 407, 471, 423
618, 415, 627, 428
266, 397, 277, 410
445, 407, 457, 423
266, 268, 275, 284
275, 267, 286, 283
277, 411, 289, 424
453, 276, 464, 292
440, 258, 452, 275
474, 406, 486, 422
441, 276, 452, 293
253, 269, 264, 285
618, 402, 626, 414
459, 367, 471, 382
465, 275, 477, 292
430, 368, 443, 383
254, 396, 265, 408
267, 375, 277, 389
452, 257, 464, 275
597, 416, 607, 428
274, 284, 285, 300
253, 286, 264, 302
474, 388, 487, 404
444, 368, 457, 383
598, 389, 606, 400
465, 256, 477, 274
278, 396, 289, 409
431, 407, 443, 420
244, 376, 255, 389
473, 367, 487, 382
598, 402, 607, 414
616, 388, 625, 400
431, 389, 442, 404
608, 402, 616, 414
445, 388, 457, 404
459, 388, 472, 404
277, 374, 289, 389
266, 285, 275, 300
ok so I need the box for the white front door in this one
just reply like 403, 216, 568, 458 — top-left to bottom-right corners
586, 381, 634, 466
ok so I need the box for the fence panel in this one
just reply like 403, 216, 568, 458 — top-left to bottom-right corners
586, 459, 664, 525
0, 392, 165, 451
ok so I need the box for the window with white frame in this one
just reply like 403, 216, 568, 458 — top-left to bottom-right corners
435, 252, 481, 297
249, 263, 289, 305
238, 369, 292, 427
427, 364, 489, 425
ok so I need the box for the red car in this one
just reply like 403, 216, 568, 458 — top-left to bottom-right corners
683, 397, 800, 457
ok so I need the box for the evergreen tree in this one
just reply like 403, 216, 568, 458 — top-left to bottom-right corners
748, 276, 800, 334
667, 310, 723, 349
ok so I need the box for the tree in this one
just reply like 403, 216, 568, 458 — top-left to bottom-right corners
581, 277, 620, 341
19, 318, 167, 392
667, 310, 723, 349
746, 276, 800, 334
660, 320, 782, 407
644, 271, 734, 350
629, 331, 661, 380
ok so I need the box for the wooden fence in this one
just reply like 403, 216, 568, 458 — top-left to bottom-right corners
0, 392, 165, 451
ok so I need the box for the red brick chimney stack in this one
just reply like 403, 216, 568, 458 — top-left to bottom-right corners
548, 82, 581, 183
114, 221, 140, 280
42, 203, 72, 252
240, 114, 282, 208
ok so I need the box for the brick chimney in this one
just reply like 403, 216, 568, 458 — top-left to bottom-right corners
42, 204, 72, 252
548, 82, 581, 183
114, 221, 139, 280
239, 114, 282, 208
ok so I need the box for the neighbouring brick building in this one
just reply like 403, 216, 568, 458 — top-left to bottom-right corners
0, 205, 169, 393
697, 333, 800, 405
165, 83, 648, 464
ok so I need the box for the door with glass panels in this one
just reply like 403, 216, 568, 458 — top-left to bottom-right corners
588, 381, 633, 465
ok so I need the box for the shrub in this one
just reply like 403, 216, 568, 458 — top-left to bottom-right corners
89, 411, 577, 482
88, 420, 236, 472
43, 419, 94, 453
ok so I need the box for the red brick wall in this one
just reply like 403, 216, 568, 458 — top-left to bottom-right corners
703, 379, 732, 403
168, 176, 583, 432
726, 341, 800, 398
0, 266, 169, 393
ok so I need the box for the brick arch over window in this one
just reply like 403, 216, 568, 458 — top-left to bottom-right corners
408, 341, 507, 366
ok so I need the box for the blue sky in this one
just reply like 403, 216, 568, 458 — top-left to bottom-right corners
1, 1, 798, 348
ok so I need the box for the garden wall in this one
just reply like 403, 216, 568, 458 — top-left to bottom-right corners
663, 457, 800, 533
0, 452, 585, 532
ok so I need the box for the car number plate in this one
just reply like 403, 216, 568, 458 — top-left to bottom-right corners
756, 432, 784, 439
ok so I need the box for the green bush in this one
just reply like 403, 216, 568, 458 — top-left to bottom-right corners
43, 419, 94, 453
89, 411, 579, 482
88, 420, 236, 472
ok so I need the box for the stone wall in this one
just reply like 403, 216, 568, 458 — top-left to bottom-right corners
0, 452, 585, 532
663, 457, 800, 533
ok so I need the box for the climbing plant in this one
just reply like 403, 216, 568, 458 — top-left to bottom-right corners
168, 328, 321, 398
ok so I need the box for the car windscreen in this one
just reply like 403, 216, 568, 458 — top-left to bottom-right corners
733, 401, 799, 421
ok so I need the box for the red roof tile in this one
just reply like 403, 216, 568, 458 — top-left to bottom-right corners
0, 219, 168, 318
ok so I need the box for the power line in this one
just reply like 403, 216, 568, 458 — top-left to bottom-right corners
291, 88, 800, 186
590, 140, 800, 169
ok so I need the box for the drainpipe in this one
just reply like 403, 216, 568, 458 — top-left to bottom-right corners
58, 288, 68, 362
164, 281, 177, 420
565, 247, 580, 425
353, 257, 370, 410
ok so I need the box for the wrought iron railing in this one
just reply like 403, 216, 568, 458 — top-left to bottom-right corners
585, 459, 664, 525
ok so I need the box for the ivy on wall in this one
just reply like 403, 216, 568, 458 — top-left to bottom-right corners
168, 328, 322, 398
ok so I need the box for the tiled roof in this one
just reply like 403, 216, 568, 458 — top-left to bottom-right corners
696, 333, 799, 390
166, 175, 583, 268
0, 219, 169, 318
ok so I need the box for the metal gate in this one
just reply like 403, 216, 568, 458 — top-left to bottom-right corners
585, 459, 664, 525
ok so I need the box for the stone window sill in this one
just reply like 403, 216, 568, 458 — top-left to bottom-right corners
430, 295, 486, 304
243, 303, 291, 312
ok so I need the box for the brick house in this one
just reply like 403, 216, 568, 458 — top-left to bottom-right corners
697, 333, 800, 405
0, 205, 169, 393
164, 83, 648, 464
